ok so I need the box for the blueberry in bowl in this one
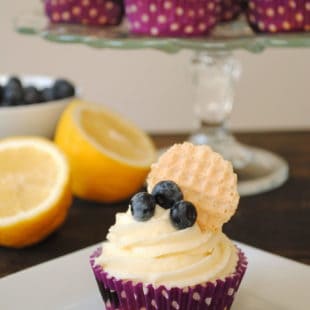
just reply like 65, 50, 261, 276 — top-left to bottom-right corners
2, 76, 24, 106
53, 79, 75, 100
0, 75, 78, 138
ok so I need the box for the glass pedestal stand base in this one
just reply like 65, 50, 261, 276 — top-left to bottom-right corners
187, 50, 288, 196
234, 146, 288, 196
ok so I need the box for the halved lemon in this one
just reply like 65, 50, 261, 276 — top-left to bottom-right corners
0, 137, 72, 248
54, 100, 156, 203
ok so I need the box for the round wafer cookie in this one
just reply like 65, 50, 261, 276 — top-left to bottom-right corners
147, 142, 239, 232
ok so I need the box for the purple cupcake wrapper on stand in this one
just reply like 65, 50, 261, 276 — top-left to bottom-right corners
246, 0, 310, 33
124, 0, 220, 37
45, 0, 124, 26
90, 247, 247, 310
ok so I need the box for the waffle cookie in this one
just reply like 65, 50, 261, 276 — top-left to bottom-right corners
147, 142, 239, 232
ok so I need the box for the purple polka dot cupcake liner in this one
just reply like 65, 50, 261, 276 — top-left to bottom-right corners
90, 247, 247, 310
246, 0, 310, 33
219, 0, 242, 22
124, 0, 221, 37
44, 0, 124, 26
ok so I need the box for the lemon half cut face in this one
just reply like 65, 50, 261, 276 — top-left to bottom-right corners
55, 100, 156, 203
0, 137, 72, 248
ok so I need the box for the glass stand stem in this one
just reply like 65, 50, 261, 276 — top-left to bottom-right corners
189, 50, 252, 170
160, 50, 288, 196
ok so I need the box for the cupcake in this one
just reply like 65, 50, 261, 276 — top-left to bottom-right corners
246, 0, 310, 33
90, 142, 247, 310
124, 0, 220, 37
44, 0, 124, 26
219, 0, 242, 22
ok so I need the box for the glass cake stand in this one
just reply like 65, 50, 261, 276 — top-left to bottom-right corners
15, 12, 310, 196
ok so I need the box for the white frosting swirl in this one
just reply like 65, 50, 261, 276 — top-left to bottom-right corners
96, 206, 238, 288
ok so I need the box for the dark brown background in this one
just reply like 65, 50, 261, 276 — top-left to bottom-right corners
1, 131, 309, 278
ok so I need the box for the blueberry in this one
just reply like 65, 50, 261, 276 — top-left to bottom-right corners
41, 87, 55, 102
151, 180, 183, 209
53, 79, 75, 99
3, 85, 24, 106
7, 76, 23, 90
24, 86, 42, 104
130, 192, 156, 221
3, 76, 24, 106
170, 200, 197, 230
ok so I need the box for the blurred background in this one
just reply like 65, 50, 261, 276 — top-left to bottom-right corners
1, 0, 310, 133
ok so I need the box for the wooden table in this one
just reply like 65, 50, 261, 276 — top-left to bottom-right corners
1, 131, 310, 278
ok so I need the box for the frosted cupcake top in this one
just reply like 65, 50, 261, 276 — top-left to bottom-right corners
96, 206, 238, 287
96, 142, 240, 287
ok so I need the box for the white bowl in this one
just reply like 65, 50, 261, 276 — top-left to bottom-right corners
0, 75, 77, 139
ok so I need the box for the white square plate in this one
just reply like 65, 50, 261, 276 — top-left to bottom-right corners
0, 242, 309, 310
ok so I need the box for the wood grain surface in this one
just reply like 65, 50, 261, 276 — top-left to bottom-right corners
1, 131, 309, 278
